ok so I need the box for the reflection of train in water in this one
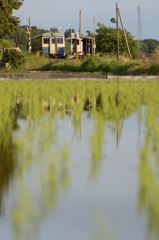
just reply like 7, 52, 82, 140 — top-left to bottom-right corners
32, 32, 65, 58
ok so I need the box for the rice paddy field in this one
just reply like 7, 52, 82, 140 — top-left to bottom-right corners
0, 79, 159, 240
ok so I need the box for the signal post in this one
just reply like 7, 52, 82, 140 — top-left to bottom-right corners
27, 17, 31, 52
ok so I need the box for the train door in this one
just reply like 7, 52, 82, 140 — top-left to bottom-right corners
50, 38, 56, 54
43, 38, 50, 54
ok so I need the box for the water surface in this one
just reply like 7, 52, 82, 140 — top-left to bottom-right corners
0, 80, 158, 240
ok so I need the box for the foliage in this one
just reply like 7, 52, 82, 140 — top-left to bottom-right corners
142, 39, 159, 55
2, 49, 25, 68
80, 56, 103, 72
150, 46, 159, 60
49, 27, 59, 33
96, 22, 139, 59
65, 40, 70, 55
4, 25, 58, 51
0, 47, 158, 75
64, 28, 76, 55
64, 28, 75, 39
0, 39, 13, 49
52, 56, 141, 75
0, 0, 24, 38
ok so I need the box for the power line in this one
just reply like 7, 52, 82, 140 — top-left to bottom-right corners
82, 18, 93, 23
123, 15, 159, 23
96, 14, 159, 23
96, 17, 110, 22
13, 11, 28, 20
87, 23, 93, 30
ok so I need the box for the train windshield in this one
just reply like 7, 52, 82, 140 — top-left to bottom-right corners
43, 38, 49, 44
57, 38, 63, 44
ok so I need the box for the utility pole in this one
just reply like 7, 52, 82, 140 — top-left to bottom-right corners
137, 4, 143, 54
75, 34, 77, 53
69, 23, 72, 54
86, 37, 87, 55
94, 16, 96, 54
16, 34, 17, 47
29, 17, 31, 52
87, 31, 90, 55
79, 10, 81, 36
116, 3, 119, 61
71, 24, 72, 54
118, 8, 132, 61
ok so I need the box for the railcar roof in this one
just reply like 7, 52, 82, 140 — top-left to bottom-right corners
32, 31, 64, 40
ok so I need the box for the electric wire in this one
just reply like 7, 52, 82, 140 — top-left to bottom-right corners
96, 15, 159, 23
82, 18, 93, 23
87, 23, 93, 31
13, 11, 28, 20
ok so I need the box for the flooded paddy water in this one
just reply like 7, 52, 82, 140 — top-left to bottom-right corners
0, 79, 159, 240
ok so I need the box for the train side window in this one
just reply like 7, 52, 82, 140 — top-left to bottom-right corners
52, 39, 55, 44
57, 38, 63, 44
43, 38, 49, 44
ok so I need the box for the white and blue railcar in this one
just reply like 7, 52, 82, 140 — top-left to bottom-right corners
32, 32, 65, 58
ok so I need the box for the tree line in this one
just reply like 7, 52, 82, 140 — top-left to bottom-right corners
2, 24, 159, 58
3, 26, 59, 51
1, 0, 159, 58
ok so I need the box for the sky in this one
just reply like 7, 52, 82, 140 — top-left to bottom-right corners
13, 0, 159, 40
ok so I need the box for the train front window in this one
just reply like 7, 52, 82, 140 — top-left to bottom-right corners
57, 38, 63, 44
52, 39, 55, 44
43, 38, 49, 44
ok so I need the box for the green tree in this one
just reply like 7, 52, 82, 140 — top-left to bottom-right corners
64, 28, 75, 39
142, 39, 159, 55
96, 22, 139, 59
50, 27, 59, 33
4, 25, 49, 51
0, 0, 24, 38
0, 39, 14, 49
2, 49, 25, 68
64, 28, 75, 54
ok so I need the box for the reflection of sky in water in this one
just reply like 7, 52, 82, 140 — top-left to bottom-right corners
0, 110, 148, 240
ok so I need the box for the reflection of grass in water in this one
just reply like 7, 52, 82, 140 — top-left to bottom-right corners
1, 80, 159, 239
138, 107, 159, 240
12, 117, 70, 240
89, 217, 118, 240
90, 113, 105, 180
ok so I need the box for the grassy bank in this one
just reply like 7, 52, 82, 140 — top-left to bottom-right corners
51, 56, 159, 75
0, 52, 159, 75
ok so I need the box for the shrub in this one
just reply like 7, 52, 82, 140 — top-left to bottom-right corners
109, 60, 141, 75
0, 39, 13, 49
2, 49, 25, 68
80, 56, 102, 72
97, 62, 110, 74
